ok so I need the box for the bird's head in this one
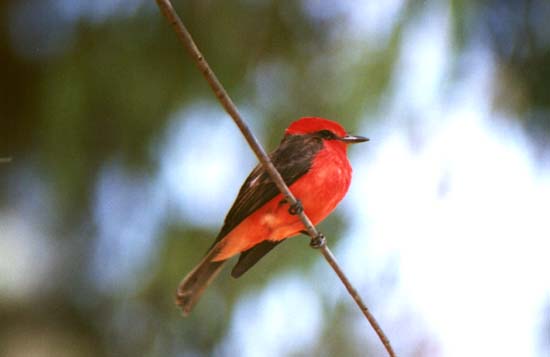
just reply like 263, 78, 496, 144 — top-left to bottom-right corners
285, 117, 369, 150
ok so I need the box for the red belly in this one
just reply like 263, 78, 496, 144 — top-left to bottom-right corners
213, 146, 352, 261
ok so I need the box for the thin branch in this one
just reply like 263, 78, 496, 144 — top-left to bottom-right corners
155, 1, 395, 356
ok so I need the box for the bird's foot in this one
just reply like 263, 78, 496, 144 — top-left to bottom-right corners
288, 199, 303, 215
309, 233, 326, 249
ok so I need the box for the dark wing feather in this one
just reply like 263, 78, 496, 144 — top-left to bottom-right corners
231, 240, 282, 278
215, 134, 323, 242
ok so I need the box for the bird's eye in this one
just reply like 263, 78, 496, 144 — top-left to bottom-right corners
318, 130, 336, 139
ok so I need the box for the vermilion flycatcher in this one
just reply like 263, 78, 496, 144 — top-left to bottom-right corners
177, 117, 368, 315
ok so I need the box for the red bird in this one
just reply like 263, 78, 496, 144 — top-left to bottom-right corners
177, 117, 368, 315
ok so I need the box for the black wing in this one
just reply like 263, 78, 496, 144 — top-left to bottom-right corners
231, 240, 282, 278
215, 133, 324, 242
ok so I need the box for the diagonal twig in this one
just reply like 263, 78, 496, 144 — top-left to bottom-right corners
155, 1, 395, 356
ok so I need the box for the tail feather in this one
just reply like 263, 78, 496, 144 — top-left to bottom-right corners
176, 245, 227, 316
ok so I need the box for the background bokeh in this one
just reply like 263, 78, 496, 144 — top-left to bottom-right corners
2, 1, 550, 356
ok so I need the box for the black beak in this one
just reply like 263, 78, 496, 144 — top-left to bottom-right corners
339, 135, 369, 144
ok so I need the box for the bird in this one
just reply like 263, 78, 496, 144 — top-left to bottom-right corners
176, 117, 368, 315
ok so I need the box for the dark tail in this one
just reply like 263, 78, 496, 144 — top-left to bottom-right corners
176, 245, 227, 316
